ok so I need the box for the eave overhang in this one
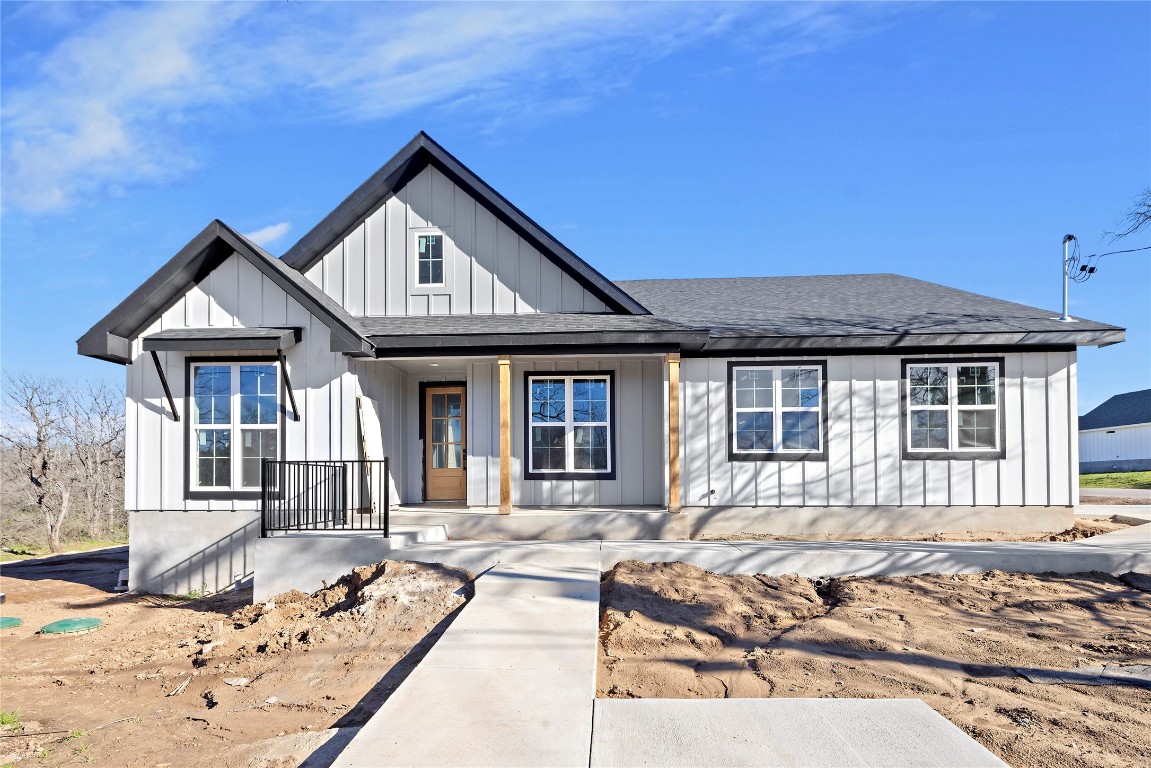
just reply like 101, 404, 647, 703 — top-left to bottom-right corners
369, 329, 710, 358
695, 327, 1127, 354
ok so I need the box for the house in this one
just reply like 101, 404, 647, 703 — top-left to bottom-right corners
79, 132, 1126, 595
1079, 389, 1151, 473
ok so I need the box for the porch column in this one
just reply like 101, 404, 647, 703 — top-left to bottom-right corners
498, 354, 512, 514
667, 352, 682, 513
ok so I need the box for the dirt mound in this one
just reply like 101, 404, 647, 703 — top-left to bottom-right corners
598, 563, 1151, 768
1, 559, 472, 767
695, 517, 1136, 542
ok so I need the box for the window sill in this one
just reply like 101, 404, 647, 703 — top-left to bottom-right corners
902, 450, 1005, 461
186, 490, 264, 501
729, 451, 827, 463
523, 470, 617, 481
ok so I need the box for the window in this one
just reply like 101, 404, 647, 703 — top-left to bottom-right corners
188, 361, 280, 495
903, 359, 1003, 458
525, 373, 614, 479
416, 233, 444, 285
728, 362, 826, 461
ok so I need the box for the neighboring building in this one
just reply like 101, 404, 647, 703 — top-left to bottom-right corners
1079, 389, 1151, 473
78, 133, 1126, 594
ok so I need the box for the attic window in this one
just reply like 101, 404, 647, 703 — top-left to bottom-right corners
416, 233, 444, 286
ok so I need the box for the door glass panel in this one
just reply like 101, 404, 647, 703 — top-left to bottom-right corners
431, 393, 446, 417
445, 417, 462, 443
447, 394, 462, 417
432, 443, 446, 469
431, 419, 446, 443
448, 444, 462, 468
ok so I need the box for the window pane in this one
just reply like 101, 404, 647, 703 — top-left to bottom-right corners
447, 394, 462, 417
432, 419, 445, 443
419, 261, 431, 284
531, 425, 566, 470
909, 366, 948, 406
735, 412, 773, 451
531, 380, 565, 423
430, 260, 443, 284
193, 366, 231, 424
447, 444, 462, 469
431, 393, 446, 417
573, 378, 608, 423
910, 409, 949, 449
956, 366, 996, 405
780, 368, 820, 407
573, 426, 609, 470
417, 235, 443, 285
431, 443, 446, 469
735, 369, 773, 409
781, 412, 819, 450
958, 410, 997, 448
214, 458, 230, 487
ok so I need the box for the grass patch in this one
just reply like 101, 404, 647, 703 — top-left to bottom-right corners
0, 711, 20, 728
1079, 471, 1151, 490
0, 538, 127, 563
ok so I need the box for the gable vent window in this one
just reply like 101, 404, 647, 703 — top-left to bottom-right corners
416, 234, 444, 286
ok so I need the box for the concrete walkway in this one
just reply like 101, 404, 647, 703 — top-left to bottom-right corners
1081, 487, 1151, 501
334, 553, 601, 767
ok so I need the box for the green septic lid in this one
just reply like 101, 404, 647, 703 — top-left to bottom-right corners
0, 617, 23, 630
39, 617, 103, 635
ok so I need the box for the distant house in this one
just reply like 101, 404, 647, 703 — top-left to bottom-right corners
1079, 389, 1151, 473
78, 132, 1128, 594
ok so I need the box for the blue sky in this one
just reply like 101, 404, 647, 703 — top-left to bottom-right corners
2, 1, 1148, 413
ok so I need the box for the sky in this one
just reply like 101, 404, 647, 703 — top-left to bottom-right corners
1, 1, 1148, 414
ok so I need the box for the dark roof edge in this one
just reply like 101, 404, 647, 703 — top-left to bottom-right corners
77, 221, 371, 365
369, 329, 709, 352
279, 131, 649, 315
697, 328, 1126, 352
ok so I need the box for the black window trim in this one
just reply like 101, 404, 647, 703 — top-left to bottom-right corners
726, 359, 829, 463
522, 369, 617, 481
184, 355, 285, 501
900, 356, 1007, 461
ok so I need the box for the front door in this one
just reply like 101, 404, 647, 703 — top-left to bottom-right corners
425, 385, 466, 501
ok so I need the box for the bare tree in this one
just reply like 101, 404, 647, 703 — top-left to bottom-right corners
1, 374, 125, 553
1108, 187, 1151, 240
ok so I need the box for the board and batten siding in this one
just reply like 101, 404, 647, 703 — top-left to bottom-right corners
466, 356, 667, 507
303, 164, 609, 317
680, 351, 1079, 508
125, 253, 363, 512
1080, 424, 1151, 463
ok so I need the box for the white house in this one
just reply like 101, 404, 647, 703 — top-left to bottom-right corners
78, 133, 1126, 594
1079, 389, 1151, 473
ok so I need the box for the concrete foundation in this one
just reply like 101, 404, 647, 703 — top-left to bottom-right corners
1081, 459, 1151, 473
254, 526, 448, 602
392, 505, 1075, 541
128, 509, 259, 595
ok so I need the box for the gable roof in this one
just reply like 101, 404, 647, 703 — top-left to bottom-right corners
1079, 389, 1151, 430
279, 131, 648, 315
617, 274, 1126, 351
77, 220, 371, 364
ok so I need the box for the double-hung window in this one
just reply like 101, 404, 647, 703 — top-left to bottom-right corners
525, 373, 614, 479
189, 360, 280, 496
903, 359, 1004, 459
728, 362, 826, 461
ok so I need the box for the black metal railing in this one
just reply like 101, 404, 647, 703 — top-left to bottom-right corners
260, 459, 390, 537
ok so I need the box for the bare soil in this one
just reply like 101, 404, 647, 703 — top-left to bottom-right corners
0, 560, 472, 767
598, 561, 1151, 768
695, 516, 1137, 542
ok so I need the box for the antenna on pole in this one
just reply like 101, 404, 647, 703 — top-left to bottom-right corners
1058, 234, 1077, 322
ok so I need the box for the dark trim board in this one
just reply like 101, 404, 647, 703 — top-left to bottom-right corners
522, 370, 618, 481
279, 132, 650, 316
143, 327, 302, 352
684, 344, 1079, 359
374, 343, 685, 359
417, 381, 468, 503
725, 360, 830, 463
183, 356, 286, 502
899, 356, 1007, 462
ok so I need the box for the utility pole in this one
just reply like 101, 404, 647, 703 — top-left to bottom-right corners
1059, 234, 1076, 322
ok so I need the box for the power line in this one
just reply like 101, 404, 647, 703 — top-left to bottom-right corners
1067, 241, 1150, 284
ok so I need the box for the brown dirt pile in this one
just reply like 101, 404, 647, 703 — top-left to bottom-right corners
696, 516, 1136, 542
598, 561, 1151, 768
1, 560, 472, 767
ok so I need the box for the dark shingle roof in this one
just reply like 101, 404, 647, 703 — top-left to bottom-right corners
616, 274, 1125, 349
359, 313, 707, 354
1079, 389, 1151, 430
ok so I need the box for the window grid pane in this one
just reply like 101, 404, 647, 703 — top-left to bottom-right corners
528, 375, 610, 473
191, 362, 280, 491
906, 362, 999, 453
417, 234, 444, 285
732, 366, 822, 454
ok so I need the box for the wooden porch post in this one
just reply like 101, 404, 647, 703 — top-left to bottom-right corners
667, 352, 682, 513
498, 355, 512, 514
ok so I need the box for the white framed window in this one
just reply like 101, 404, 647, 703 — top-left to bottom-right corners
903, 359, 1003, 458
188, 360, 280, 495
728, 362, 826, 461
414, 231, 445, 286
526, 373, 614, 479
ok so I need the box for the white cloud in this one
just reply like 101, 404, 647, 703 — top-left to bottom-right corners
244, 221, 292, 249
1, 1, 889, 213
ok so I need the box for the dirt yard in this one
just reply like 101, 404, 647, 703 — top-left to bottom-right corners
0, 559, 472, 767
598, 561, 1151, 768
695, 516, 1138, 542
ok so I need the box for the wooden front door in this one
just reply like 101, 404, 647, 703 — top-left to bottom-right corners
425, 386, 466, 501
